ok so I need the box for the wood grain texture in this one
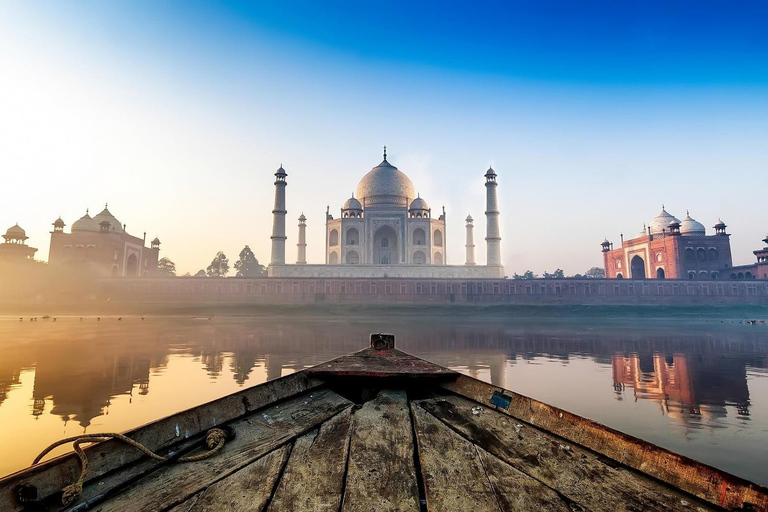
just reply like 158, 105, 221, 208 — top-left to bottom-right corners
307, 348, 458, 379
475, 446, 571, 511
410, 403, 500, 512
168, 445, 289, 512
341, 390, 419, 512
0, 371, 320, 512
440, 375, 768, 511
94, 389, 352, 512
416, 395, 715, 511
269, 408, 353, 511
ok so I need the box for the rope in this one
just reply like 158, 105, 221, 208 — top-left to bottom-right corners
31, 428, 228, 506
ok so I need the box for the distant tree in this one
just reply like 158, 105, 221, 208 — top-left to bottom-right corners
234, 245, 266, 277
513, 270, 537, 279
585, 267, 606, 279
571, 273, 585, 279
157, 257, 176, 276
181, 272, 191, 277
206, 251, 229, 277
194, 269, 207, 278
543, 269, 565, 279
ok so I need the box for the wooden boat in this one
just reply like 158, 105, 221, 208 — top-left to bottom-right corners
2, 333, 767, 511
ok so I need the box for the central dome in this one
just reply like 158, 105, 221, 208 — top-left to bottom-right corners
355, 156, 415, 207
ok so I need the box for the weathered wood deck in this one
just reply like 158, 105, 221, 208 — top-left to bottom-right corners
2, 334, 768, 511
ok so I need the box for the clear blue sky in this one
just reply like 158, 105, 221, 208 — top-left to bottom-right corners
1, 1, 766, 274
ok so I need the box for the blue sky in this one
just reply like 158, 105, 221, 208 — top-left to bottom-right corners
1, 1, 766, 274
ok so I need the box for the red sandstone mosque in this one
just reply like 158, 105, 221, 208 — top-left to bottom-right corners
602, 207, 768, 280
47, 205, 161, 277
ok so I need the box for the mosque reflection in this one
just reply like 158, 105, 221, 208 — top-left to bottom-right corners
0, 318, 766, 430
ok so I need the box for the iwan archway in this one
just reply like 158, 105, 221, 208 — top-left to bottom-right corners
373, 225, 399, 265
631, 255, 646, 280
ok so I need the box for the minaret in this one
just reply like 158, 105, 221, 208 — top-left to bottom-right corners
484, 166, 502, 266
270, 165, 287, 265
465, 215, 476, 265
297, 213, 307, 264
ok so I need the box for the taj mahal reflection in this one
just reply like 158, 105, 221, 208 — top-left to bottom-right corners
0, 318, 766, 432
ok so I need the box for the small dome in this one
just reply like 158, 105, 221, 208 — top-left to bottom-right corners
648, 207, 680, 235
485, 166, 497, 177
355, 152, 416, 207
298, 213, 307, 222
53, 217, 65, 228
92, 205, 122, 233
5, 223, 26, 240
72, 212, 99, 232
680, 212, 706, 236
714, 219, 726, 228
342, 196, 363, 211
409, 195, 429, 211
151, 237, 161, 245
466, 214, 474, 223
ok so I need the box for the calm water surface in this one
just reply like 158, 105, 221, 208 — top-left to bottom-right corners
1, 312, 767, 486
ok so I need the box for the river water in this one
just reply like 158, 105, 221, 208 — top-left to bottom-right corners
1, 311, 767, 486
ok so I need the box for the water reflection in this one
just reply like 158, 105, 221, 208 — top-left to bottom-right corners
0, 315, 767, 482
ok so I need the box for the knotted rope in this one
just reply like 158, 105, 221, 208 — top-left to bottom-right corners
32, 428, 228, 506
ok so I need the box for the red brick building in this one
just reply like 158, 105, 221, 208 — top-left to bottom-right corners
48, 205, 160, 277
727, 232, 768, 280
602, 208, 735, 280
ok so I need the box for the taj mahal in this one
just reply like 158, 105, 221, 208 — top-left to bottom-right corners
267, 148, 505, 279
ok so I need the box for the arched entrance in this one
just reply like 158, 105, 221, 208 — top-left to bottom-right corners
346, 250, 359, 264
373, 225, 399, 265
656, 268, 665, 279
630, 255, 646, 280
126, 254, 138, 277
413, 250, 426, 264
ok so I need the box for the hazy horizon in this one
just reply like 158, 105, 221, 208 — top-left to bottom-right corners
2, 1, 767, 275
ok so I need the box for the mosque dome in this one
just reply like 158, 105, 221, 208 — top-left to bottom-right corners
355, 150, 415, 207
92, 205, 123, 233
648, 207, 680, 236
5, 224, 27, 240
680, 212, 706, 236
409, 196, 429, 212
71, 212, 99, 232
342, 196, 363, 211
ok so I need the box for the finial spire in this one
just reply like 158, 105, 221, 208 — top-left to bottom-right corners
105, 202, 108, 209
383, 145, 387, 161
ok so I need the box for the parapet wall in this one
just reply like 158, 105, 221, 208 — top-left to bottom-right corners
267, 264, 505, 279
101, 277, 768, 306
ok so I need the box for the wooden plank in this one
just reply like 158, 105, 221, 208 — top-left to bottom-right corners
168, 445, 289, 512
410, 402, 500, 511
475, 446, 571, 511
415, 396, 715, 511
440, 375, 768, 511
269, 408, 353, 511
307, 347, 458, 379
0, 371, 322, 512
341, 390, 419, 512
95, 389, 352, 512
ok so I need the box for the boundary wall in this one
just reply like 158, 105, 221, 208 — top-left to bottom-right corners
102, 277, 768, 306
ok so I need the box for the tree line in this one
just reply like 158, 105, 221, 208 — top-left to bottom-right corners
512, 267, 605, 279
156, 245, 267, 278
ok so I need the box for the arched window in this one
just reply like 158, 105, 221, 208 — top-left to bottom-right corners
616, 273, 623, 279
699, 271, 708, 278
433, 230, 443, 247
412, 228, 426, 246
382, 238, 388, 248
87, 246, 96, 259
731, 273, 737, 280
630, 255, 646, 280
434, 252, 443, 265
75, 245, 85, 259
329, 251, 339, 264
347, 250, 359, 264
712, 271, 719, 280
346, 228, 359, 246
413, 250, 426, 264
745, 271, 753, 279
685, 248, 694, 263
708, 248, 718, 262
688, 272, 696, 280
656, 268, 665, 279
329, 229, 339, 246
696, 248, 706, 263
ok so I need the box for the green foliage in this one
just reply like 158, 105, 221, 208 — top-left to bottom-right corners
543, 269, 565, 279
206, 251, 229, 277
512, 270, 537, 279
234, 245, 266, 277
585, 267, 606, 279
157, 257, 176, 276
194, 269, 206, 278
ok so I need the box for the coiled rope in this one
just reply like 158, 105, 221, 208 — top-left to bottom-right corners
31, 428, 228, 506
